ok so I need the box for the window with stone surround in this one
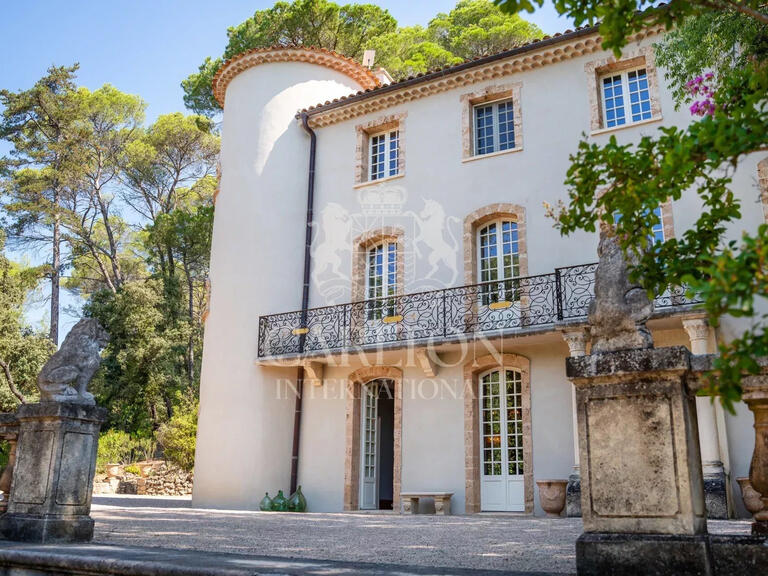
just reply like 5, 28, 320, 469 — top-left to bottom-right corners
585, 48, 662, 133
474, 98, 516, 155
355, 113, 406, 186
461, 83, 523, 160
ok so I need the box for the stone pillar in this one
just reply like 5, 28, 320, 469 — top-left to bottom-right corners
562, 328, 589, 518
0, 402, 106, 543
682, 316, 728, 519
569, 347, 711, 575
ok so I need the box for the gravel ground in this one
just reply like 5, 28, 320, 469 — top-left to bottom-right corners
91, 496, 753, 575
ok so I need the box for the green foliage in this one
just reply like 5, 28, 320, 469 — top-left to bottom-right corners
124, 464, 141, 475
495, 0, 768, 56
157, 401, 198, 471
428, 0, 542, 59
506, 0, 768, 409
182, 0, 542, 115
97, 429, 134, 468
0, 232, 53, 411
134, 437, 157, 461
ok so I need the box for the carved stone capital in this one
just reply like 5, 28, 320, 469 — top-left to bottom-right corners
562, 329, 590, 357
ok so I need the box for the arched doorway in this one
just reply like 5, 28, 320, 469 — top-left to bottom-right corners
360, 379, 395, 510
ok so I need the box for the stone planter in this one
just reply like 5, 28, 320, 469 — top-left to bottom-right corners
737, 477, 765, 515
537, 479, 568, 517
138, 462, 154, 478
106, 464, 122, 478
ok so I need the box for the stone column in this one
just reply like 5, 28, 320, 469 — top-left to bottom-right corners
562, 328, 589, 517
0, 402, 106, 543
682, 316, 728, 519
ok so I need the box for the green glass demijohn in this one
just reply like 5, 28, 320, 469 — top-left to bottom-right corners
259, 492, 273, 511
288, 485, 307, 512
271, 489, 289, 511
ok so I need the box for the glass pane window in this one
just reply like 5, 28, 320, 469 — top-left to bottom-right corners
601, 68, 653, 128
478, 220, 520, 305
366, 242, 397, 320
480, 369, 524, 477
474, 99, 515, 156
369, 130, 399, 181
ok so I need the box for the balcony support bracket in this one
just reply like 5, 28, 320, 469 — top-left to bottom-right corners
416, 349, 440, 378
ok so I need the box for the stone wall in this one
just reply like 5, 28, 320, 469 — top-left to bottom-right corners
93, 462, 193, 497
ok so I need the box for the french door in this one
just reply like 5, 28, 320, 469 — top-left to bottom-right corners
477, 220, 521, 314
360, 381, 380, 510
479, 369, 525, 511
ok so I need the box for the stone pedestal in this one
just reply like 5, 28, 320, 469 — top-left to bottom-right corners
567, 346, 709, 574
0, 402, 106, 543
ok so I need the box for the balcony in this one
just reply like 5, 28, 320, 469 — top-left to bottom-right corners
257, 263, 700, 359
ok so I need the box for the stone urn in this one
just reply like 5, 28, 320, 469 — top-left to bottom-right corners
737, 477, 765, 515
138, 462, 154, 478
106, 463, 122, 478
537, 479, 568, 517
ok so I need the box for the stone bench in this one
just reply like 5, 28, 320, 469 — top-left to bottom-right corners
400, 492, 453, 515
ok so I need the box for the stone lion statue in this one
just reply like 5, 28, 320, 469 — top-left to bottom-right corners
37, 318, 110, 405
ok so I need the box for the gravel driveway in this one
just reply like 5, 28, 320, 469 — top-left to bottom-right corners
91, 495, 752, 575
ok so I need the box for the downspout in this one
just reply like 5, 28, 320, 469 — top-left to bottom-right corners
290, 112, 317, 495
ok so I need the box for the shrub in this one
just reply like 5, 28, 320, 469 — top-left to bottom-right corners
97, 429, 134, 470
157, 402, 198, 472
134, 437, 157, 461
124, 464, 141, 476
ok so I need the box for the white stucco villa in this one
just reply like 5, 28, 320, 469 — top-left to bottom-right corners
192, 22, 768, 517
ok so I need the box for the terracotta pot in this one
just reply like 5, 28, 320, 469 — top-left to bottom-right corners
106, 464, 122, 478
537, 479, 568, 518
737, 477, 765, 515
138, 462, 154, 478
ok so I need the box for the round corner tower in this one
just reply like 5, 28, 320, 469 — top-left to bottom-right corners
193, 48, 378, 509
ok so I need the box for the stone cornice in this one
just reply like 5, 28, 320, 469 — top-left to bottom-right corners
212, 46, 380, 107
305, 26, 664, 128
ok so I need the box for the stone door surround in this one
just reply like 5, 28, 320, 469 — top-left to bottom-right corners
343, 366, 403, 511
464, 353, 533, 514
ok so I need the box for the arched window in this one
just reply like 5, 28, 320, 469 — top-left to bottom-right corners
477, 220, 520, 305
366, 241, 397, 319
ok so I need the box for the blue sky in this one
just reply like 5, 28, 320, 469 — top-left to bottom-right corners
1, 1, 571, 339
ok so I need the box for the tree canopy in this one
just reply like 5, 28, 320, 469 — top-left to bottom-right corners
182, 0, 543, 116
1, 67, 219, 440
495, 0, 768, 409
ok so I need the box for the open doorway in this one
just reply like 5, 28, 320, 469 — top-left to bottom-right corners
360, 379, 395, 510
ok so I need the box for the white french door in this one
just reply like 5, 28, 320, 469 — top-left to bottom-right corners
360, 382, 380, 510
479, 369, 525, 511
366, 242, 397, 321
477, 220, 521, 317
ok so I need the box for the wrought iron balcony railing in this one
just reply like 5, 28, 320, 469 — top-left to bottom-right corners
257, 263, 699, 358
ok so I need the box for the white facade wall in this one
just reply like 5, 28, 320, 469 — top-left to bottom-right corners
193, 62, 368, 508
196, 34, 765, 515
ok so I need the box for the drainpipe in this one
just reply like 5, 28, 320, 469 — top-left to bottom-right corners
290, 112, 317, 495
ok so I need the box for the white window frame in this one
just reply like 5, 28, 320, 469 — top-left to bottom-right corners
599, 66, 653, 129
368, 129, 399, 181
479, 368, 524, 478
477, 219, 520, 305
473, 97, 516, 156
365, 241, 397, 319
